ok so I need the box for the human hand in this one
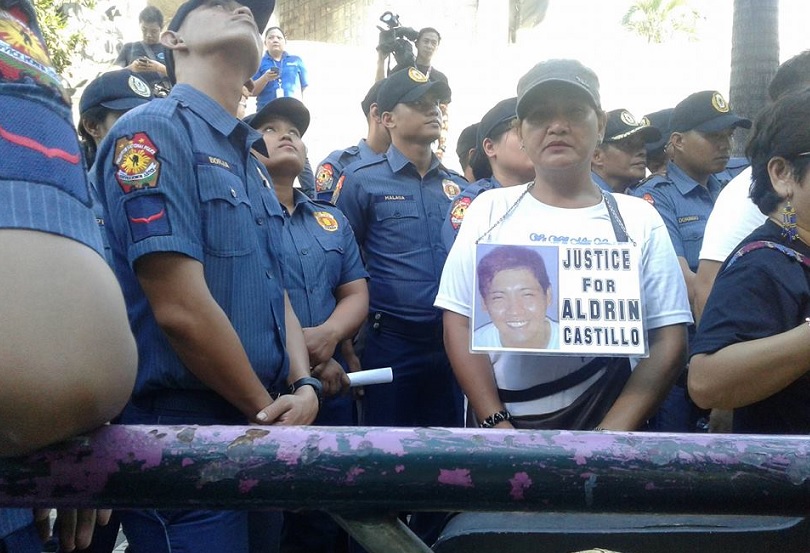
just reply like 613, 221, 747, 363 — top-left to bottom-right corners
35, 508, 111, 552
340, 339, 364, 400
302, 325, 338, 367
254, 387, 319, 426
311, 358, 350, 398
265, 67, 280, 80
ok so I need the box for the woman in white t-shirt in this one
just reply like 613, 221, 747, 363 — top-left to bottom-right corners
435, 59, 692, 430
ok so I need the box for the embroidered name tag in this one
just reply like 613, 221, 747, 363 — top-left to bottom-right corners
677, 215, 699, 224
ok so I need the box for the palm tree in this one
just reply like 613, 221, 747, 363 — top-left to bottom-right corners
621, 0, 699, 43
729, 0, 779, 156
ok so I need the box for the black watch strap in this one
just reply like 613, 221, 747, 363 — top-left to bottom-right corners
289, 376, 323, 401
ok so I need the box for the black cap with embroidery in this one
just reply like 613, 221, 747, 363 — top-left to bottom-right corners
79, 69, 154, 115
670, 90, 751, 133
164, 0, 275, 84
516, 59, 600, 118
244, 97, 310, 136
603, 109, 661, 144
376, 67, 451, 114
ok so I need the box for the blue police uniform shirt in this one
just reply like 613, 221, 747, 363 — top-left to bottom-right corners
0, 0, 102, 255
591, 171, 614, 193
280, 189, 368, 328
631, 160, 722, 272
315, 139, 377, 202
96, 84, 289, 400
87, 163, 113, 265
252, 51, 309, 109
336, 144, 466, 323
441, 176, 502, 250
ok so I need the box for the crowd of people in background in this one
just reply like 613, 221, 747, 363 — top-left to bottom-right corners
3, 0, 810, 552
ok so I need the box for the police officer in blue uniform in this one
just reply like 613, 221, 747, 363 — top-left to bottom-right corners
315, 78, 390, 202
455, 121, 479, 182
1, 1, 137, 551
640, 107, 674, 176
336, 67, 466, 431
592, 108, 660, 193
441, 97, 534, 250
248, 96, 369, 553
95, 1, 320, 551
631, 90, 750, 432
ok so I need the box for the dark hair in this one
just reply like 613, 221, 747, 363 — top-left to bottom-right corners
477, 245, 551, 299
768, 50, 810, 102
265, 26, 285, 39
746, 88, 810, 215
78, 105, 126, 169
417, 27, 441, 42
139, 5, 163, 27
470, 120, 515, 181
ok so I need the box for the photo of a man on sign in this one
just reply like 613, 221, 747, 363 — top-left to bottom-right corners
473, 244, 559, 351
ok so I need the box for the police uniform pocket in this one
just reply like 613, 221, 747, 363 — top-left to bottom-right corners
679, 216, 705, 268
197, 166, 255, 256
373, 200, 420, 252
314, 232, 344, 254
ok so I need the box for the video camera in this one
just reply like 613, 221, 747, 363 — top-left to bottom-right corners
376, 11, 418, 68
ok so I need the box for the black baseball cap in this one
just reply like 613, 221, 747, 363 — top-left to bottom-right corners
244, 96, 310, 136
164, 0, 275, 83
641, 108, 673, 153
376, 67, 451, 114
603, 109, 661, 144
470, 98, 519, 179
670, 90, 752, 133
517, 59, 600, 118
79, 69, 154, 115
361, 79, 386, 117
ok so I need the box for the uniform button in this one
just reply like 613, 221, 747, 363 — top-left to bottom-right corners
265, 270, 273, 279
374, 313, 381, 320
372, 322, 380, 330
301, 248, 309, 255
256, 217, 264, 225
394, 211, 401, 217
230, 188, 237, 198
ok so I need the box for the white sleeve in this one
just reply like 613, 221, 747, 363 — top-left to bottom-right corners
699, 168, 766, 262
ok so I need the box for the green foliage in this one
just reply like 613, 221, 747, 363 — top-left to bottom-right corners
621, 0, 700, 43
32, 0, 95, 74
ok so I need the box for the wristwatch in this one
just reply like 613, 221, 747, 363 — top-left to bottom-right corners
289, 376, 323, 402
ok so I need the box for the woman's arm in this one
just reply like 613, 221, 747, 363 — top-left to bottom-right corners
689, 323, 810, 409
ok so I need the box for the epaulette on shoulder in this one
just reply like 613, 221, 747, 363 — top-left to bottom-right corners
311, 198, 337, 208
346, 153, 387, 174
635, 172, 672, 190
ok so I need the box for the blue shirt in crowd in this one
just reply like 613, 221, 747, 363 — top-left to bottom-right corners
252, 51, 309, 109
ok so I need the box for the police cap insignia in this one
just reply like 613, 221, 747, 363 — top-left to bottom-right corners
114, 132, 161, 194
620, 110, 636, 126
408, 67, 428, 83
313, 211, 339, 232
128, 75, 151, 98
711, 91, 729, 113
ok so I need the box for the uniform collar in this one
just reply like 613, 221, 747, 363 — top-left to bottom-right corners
385, 144, 441, 174
292, 188, 311, 208
357, 139, 376, 158
666, 161, 722, 196
169, 84, 268, 156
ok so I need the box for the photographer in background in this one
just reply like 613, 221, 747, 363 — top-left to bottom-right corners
376, 23, 451, 158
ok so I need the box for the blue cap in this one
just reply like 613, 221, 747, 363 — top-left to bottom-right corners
79, 69, 153, 115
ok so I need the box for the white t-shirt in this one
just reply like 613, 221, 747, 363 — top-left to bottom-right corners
699, 167, 767, 263
435, 184, 692, 416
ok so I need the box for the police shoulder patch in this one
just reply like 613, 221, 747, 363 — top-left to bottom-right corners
114, 132, 161, 194
450, 196, 472, 230
642, 193, 655, 206
331, 175, 346, 204
316, 163, 335, 192
125, 194, 171, 242
442, 179, 461, 200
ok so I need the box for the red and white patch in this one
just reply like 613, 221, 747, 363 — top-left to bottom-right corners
450, 196, 472, 230
331, 175, 346, 204
315, 163, 334, 192
642, 193, 655, 206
